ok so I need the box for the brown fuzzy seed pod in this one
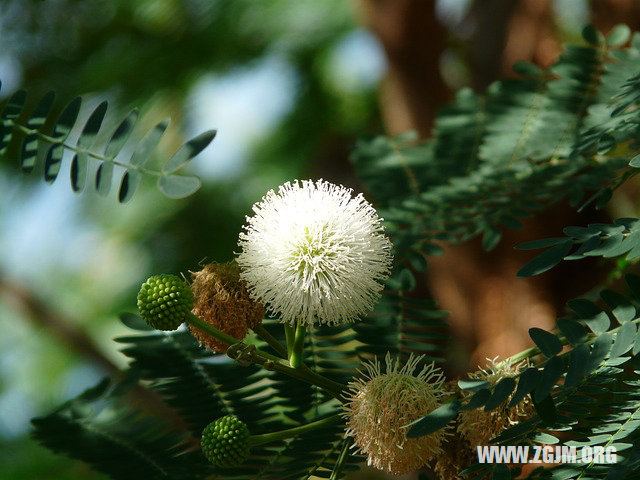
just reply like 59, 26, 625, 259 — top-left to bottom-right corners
433, 381, 479, 480
457, 358, 535, 448
189, 262, 264, 353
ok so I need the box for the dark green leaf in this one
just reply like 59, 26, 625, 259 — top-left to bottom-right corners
399, 269, 416, 291
610, 321, 637, 358
70, 153, 88, 193
484, 377, 516, 411
512, 61, 542, 76
517, 240, 572, 277
0, 89, 27, 152
582, 24, 604, 45
588, 333, 612, 373
406, 400, 460, 438
515, 237, 568, 250
509, 367, 539, 407
557, 318, 587, 346
533, 394, 556, 424
530, 432, 559, 444
95, 161, 114, 196
20, 91, 55, 174
564, 344, 589, 388
458, 379, 490, 392
625, 274, 640, 300
463, 388, 491, 410
600, 290, 635, 323
634, 327, 640, 355
482, 226, 502, 251
118, 313, 152, 331
534, 356, 563, 402
566, 299, 610, 334
44, 97, 82, 183
529, 328, 563, 357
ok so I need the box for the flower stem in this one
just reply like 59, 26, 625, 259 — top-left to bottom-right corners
185, 313, 344, 396
284, 323, 295, 355
290, 323, 306, 369
185, 313, 242, 347
252, 323, 288, 358
249, 414, 342, 447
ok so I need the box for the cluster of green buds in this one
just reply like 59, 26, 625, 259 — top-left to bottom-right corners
201, 416, 251, 467
137, 274, 194, 330
199, 414, 342, 468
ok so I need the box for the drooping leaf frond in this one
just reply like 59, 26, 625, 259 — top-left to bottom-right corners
0, 82, 216, 202
31, 378, 210, 480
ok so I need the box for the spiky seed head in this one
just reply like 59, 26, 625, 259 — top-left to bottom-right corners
342, 353, 447, 475
189, 262, 264, 353
457, 357, 535, 447
137, 274, 194, 331
236, 179, 393, 326
201, 415, 251, 467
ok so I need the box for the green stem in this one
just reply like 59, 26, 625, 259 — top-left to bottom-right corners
185, 313, 344, 397
301, 365, 345, 395
290, 323, 306, 369
507, 344, 542, 365
284, 323, 295, 356
11, 122, 163, 177
185, 313, 242, 347
249, 414, 342, 447
252, 324, 288, 358
505, 317, 640, 377
330, 440, 351, 480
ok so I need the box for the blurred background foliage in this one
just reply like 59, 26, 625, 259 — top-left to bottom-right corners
1, 0, 639, 478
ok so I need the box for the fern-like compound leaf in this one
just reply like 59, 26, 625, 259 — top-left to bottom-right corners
0, 81, 215, 202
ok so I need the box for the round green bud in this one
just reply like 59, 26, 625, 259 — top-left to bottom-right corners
137, 274, 194, 331
201, 415, 251, 467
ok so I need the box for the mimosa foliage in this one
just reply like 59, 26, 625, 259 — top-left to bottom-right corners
31, 25, 640, 480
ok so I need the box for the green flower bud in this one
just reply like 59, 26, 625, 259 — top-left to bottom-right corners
201, 415, 251, 467
137, 274, 194, 331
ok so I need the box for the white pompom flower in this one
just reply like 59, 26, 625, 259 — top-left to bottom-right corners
236, 179, 393, 326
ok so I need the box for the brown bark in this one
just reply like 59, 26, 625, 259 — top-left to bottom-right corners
356, 0, 450, 137
466, 0, 561, 90
590, 0, 640, 33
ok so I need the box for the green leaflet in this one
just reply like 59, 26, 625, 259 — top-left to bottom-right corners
405, 400, 461, 438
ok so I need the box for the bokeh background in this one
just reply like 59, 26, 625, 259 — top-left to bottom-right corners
1, 1, 639, 478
